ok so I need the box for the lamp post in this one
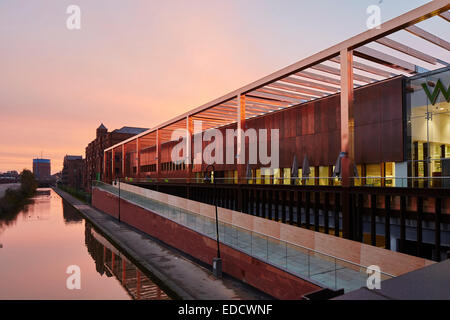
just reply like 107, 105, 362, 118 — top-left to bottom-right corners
204, 164, 222, 278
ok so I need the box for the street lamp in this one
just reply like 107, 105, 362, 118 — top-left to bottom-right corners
204, 164, 222, 278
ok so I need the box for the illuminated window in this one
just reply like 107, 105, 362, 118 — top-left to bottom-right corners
319, 166, 328, 186
273, 168, 281, 185
256, 169, 262, 184
366, 164, 381, 186
385, 162, 395, 187
305, 166, 315, 186
283, 168, 291, 185
263, 168, 272, 185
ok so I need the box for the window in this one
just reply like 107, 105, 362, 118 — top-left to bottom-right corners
319, 166, 329, 186
366, 164, 381, 187
256, 169, 262, 184
273, 168, 281, 185
407, 68, 450, 188
283, 168, 291, 185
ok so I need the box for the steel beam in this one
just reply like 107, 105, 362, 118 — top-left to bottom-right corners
375, 37, 438, 65
245, 94, 292, 106
439, 11, 450, 22
331, 56, 397, 78
268, 82, 329, 97
354, 46, 418, 73
311, 63, 376, 83
296, 70, 341, 85
105, 0, 450, 153
406, 25, 450, 51
280, 76, 339, 92
256, 87, 313, 101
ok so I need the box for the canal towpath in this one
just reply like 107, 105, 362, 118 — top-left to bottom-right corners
53, 187, 271, 300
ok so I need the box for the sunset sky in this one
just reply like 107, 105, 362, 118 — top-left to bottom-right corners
0, 0, 439, 174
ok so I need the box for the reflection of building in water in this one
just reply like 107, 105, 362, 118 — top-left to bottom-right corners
84, 223, 170, 300
62, 201, 83, 224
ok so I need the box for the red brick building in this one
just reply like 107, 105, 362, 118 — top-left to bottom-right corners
84, 124, 147, 191
61, 155, 83, 189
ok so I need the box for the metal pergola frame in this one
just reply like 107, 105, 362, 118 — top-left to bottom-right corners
105, 0, 449, 184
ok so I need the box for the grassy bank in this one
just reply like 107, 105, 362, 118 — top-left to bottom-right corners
57, 184, 91, 204
0, 170, 37, 215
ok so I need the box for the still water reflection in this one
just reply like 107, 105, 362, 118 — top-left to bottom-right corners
0, 189, 171, 300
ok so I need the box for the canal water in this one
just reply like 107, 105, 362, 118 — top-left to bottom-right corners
0, 188, 171, 300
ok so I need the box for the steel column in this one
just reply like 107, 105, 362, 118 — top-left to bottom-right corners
340, 48, 355, 240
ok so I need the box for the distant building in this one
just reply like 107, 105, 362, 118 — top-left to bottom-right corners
0, 171, 19, 184
61, 155, 84, 189
33, 158, 51, 182
84, 124, 148, 191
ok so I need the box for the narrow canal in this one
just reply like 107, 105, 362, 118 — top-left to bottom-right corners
0, 188, 172, 300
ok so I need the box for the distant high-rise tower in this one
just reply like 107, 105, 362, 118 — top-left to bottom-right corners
33, 158, 51, 181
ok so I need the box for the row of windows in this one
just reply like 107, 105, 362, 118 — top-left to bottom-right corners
194, 163, 398, 186
141, 164, 157, 173
139, 162, 187, 173
161, 162, 186, 172
123, 162, 399, 187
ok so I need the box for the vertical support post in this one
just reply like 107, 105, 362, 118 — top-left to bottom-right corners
237, 94, 246, 184
112, 149, 115, 180
112, 252, 115, 271
136, 269, 141, 300
385, 195, 391, 250
122, 259, 126, 284
334, 192, 340, 237
262, 189, 267, 219
417, 196, 423, 257
136, 138, 140, 179
103, 151, 107, 182
340, 48, 355, 239
121, 144, 125, 178
297, 191, 302, 227
358, 193, 364, 242
400, 195, 406, 253
305, 192, 311, 229
281, 190, 287, 223
371, 194, 377, 246
289, 190, 294, 225
186, 116, 193, 183
314, 192, 320, 231
156, 129, 161, 180
435, 198, 441, 262
274, 190, 280, 221
324, 192, 330, 234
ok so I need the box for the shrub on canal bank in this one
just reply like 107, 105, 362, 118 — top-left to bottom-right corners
57, 184, 91, 204
0, 169, 37, 215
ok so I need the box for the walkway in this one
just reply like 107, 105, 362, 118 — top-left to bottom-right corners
54, 187, 272, 300
97, 182, 391, 292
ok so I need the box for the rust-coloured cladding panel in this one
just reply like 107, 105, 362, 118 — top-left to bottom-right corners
354, 76, 404, 164
148, 76, 403, 172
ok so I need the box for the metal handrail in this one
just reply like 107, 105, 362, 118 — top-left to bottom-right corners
93, 180, 395, 278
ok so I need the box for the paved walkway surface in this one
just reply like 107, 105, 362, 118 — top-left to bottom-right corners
53, 188, 272, 300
